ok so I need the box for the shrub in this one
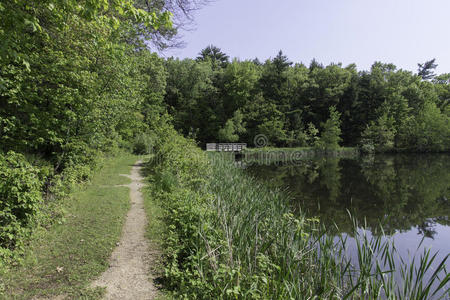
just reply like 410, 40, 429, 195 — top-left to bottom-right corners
360, 112, 396, 153
133, 133, 155, 155
0, 152, 42, 259
359, 139, 375, 154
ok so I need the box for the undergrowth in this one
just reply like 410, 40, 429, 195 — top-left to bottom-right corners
0, 154, 137, 299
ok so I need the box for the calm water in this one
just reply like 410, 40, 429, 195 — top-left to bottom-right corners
245, 153, 450, 293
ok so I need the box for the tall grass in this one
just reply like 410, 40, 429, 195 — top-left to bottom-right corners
150, 144, 450, 299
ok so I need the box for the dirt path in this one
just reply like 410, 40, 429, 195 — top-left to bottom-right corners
91, 161, 157, 299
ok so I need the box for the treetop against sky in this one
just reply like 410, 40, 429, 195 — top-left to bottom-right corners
166, 0, 450, 73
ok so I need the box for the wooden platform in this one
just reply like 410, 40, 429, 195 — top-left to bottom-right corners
206, 143, 247, 152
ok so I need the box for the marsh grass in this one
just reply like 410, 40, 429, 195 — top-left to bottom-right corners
154, 149, 449, 299
336, 222, 450, 300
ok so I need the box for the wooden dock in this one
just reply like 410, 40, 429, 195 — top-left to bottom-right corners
206, 143, 247, 152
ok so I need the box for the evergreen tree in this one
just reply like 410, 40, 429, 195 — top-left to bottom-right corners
196, 45, 230, 69
418, 59, 438, 80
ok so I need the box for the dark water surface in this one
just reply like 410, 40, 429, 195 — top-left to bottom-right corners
245, 154, 450, 290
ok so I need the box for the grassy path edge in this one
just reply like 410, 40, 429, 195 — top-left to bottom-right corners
0, 154, 139, 299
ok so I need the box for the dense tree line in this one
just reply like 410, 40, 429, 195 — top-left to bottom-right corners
165, 47, 450, 152
0, 0, 174, 260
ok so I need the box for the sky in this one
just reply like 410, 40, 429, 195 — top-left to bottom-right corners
165, 0, 450, 74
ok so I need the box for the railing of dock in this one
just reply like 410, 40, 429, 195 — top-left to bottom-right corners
206, 143, 247, 152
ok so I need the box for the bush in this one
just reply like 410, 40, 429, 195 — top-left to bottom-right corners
57, 141, 104, 185
133, 133, 155, 155
0, 145, 101, 264
360, 112, 396, 153
0, 152, 42, 259
359, 139, 375, 154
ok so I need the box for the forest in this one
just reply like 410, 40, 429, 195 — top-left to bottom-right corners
166, 48, 450, 152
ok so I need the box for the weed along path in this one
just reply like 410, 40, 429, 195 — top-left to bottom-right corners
92, 160, 157, 299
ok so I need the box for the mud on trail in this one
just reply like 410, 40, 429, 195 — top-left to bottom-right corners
92, 161, 158, 300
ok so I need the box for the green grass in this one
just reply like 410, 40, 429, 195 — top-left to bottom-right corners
0, 153, 139, 299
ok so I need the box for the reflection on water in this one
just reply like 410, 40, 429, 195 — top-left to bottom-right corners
246, 154, 450, 298
246, 154, 450, 242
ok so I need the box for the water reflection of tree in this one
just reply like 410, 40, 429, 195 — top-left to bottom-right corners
318, 158, 341, 203
247, 154, 450, 237
417, 221, 438, 239
361, 154, 450, 237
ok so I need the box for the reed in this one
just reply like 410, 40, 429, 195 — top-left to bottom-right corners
150, 146, 449, 299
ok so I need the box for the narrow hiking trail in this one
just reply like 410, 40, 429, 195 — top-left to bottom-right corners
92, 161, 157, 299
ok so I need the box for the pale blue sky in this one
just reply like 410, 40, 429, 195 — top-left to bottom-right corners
166, 0, 450, 73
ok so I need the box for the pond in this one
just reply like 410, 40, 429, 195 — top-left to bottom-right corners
243, 153, 450, 295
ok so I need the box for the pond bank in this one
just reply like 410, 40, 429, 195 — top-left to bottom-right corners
238, 147, 359, 165
147, 133, 450, 299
